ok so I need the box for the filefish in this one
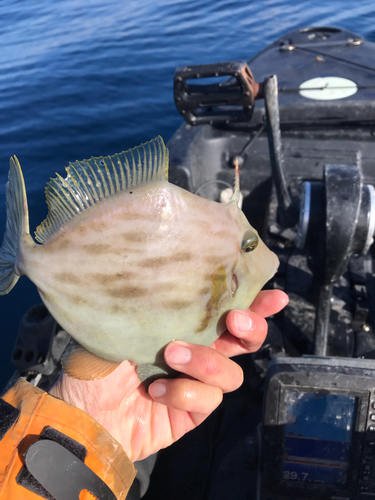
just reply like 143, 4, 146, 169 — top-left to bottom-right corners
0, 137, 279, 382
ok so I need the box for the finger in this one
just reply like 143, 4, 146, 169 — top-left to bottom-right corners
163, 340, 243, 393
211, 290, 288, 357
148, 377, 223, 415
226, 309, 268, 345
212, 311, 268, 356
249, 289, 288, 317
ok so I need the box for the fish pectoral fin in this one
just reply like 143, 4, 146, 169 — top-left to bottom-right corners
61, 339, 120, 380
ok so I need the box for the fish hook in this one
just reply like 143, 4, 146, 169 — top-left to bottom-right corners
229, 157, 240, 206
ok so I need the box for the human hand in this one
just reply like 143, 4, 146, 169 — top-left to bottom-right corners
50, 289, 288, 462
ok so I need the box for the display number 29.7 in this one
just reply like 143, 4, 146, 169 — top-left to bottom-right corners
284, 471, 309, 481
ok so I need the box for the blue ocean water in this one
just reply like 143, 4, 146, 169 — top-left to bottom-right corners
1, 0, 375, 385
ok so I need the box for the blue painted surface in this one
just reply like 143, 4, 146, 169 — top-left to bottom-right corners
1, 0, 375, 385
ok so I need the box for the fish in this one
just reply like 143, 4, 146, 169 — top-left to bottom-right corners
0, 136, 279, 383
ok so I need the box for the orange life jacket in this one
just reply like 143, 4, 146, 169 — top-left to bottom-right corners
0, 378, 135, 499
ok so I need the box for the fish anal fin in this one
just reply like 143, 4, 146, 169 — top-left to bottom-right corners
61, 339, 120, 381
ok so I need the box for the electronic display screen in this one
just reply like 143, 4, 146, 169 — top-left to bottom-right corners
282, 389, 357, 485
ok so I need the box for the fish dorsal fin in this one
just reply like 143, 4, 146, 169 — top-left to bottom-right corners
35, 136, 169, 243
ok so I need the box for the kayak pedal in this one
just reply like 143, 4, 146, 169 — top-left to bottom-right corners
174, 61, 259, 125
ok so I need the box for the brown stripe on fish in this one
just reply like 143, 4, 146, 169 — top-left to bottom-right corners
209, 264, 228, 309
62, 293, 90, 306
70, 219, 110, 235
195, 301, 215, 334
72, 221, 109, 236
198, 286, 211, 296
120, 231, 150, 243
203, 265, 230, 281
104, 285, 148, 299
87, 271, 136, 286
41, 236, 73, 251
38, 289, 89, 311
154, 282, 179, 292
55, 238, 71, 250
195, 263, 228, 334
75, 225, 90, 236
160, 299, 192, 310
53, 272, 82, 285
142, 251, 193, 268
81, 243, 115, 255
203, 272, 217, 281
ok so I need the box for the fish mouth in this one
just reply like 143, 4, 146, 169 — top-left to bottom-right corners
231, 274, 238, 297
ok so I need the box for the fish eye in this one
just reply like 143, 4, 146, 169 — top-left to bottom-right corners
241, 230, 258, 253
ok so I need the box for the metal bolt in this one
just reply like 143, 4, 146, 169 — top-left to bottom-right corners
348, 38, 363, 46
231, 156, 244, 168
280, 45, 295, 52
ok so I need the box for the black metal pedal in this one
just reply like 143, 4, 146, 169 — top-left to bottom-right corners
174, 61, 257, 125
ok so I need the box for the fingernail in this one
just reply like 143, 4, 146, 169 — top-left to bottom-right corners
233, 311, 252, 333
149, 381, 166, 398
166, 344, 192, 365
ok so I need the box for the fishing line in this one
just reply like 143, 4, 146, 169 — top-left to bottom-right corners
280, 85, 375, 94
239, 124, 266, 158
194, 180, 232, 197
294, 45, 375, 74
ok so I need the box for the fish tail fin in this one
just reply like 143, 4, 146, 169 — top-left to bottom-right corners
0, 156, 30, 295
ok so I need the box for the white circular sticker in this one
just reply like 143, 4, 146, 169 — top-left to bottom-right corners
299, 77, 358, 100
